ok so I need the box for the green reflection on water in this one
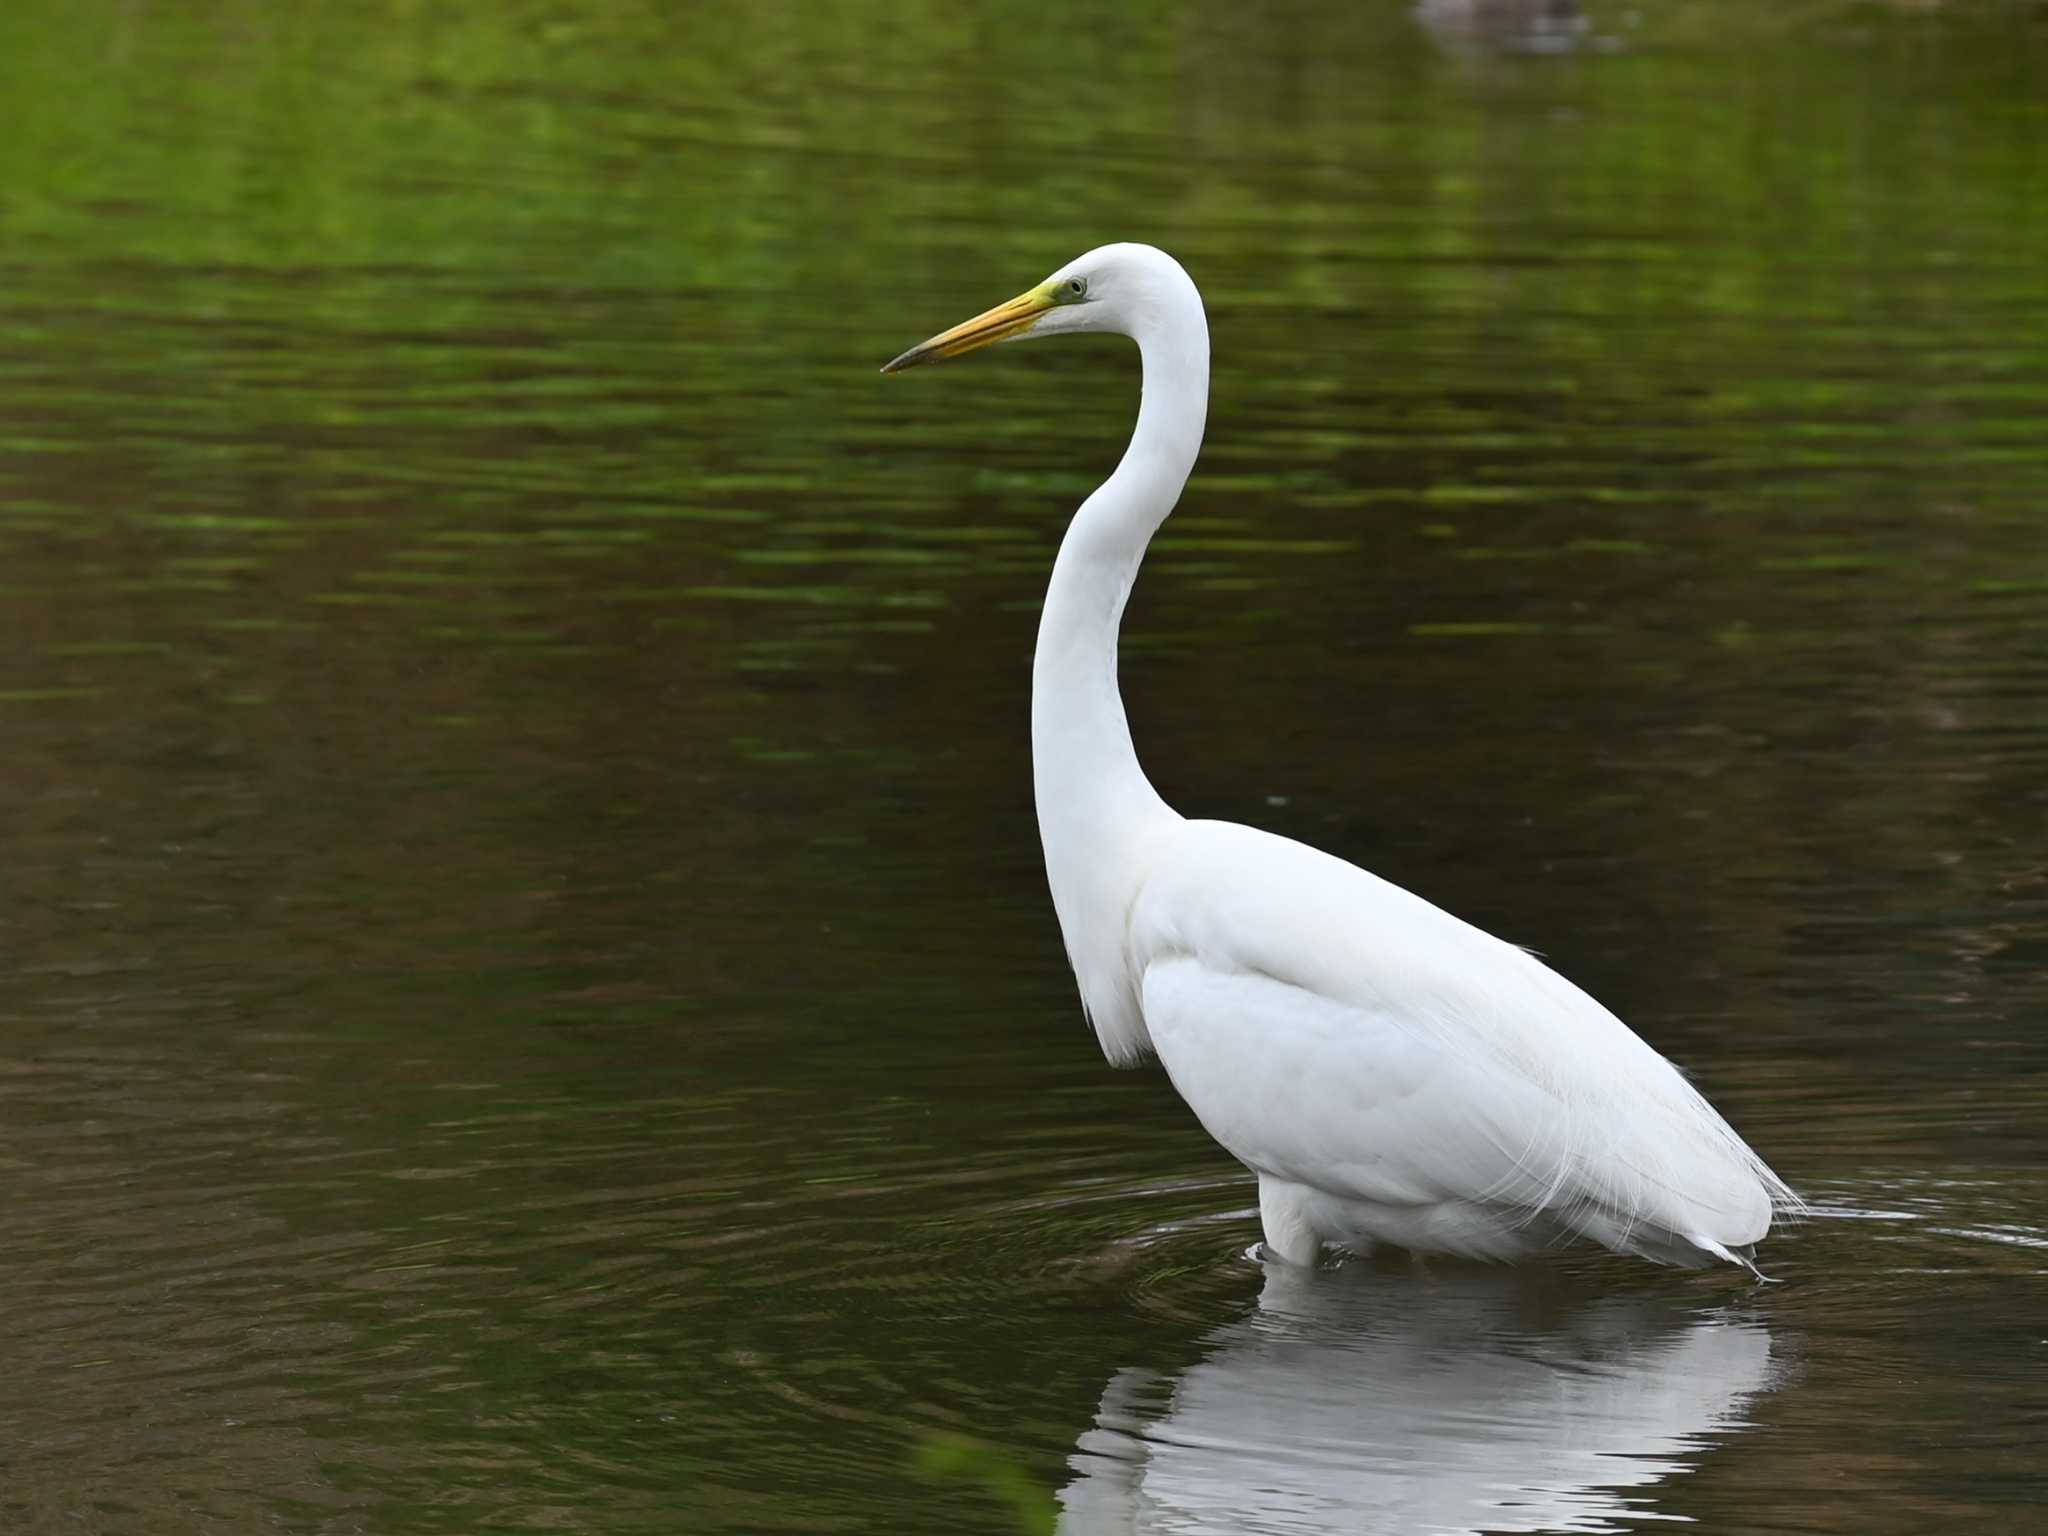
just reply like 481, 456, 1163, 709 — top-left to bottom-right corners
0, 0, 2045, 1533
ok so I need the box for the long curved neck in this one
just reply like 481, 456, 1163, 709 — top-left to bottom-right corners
1032, 294, 1208, 978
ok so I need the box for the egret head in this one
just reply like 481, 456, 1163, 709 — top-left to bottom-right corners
879, 243, 1190, 374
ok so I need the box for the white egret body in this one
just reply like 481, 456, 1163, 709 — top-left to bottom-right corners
883, 243, 1800, 1269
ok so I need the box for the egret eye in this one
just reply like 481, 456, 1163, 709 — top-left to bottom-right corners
1063, 277, 1087, 300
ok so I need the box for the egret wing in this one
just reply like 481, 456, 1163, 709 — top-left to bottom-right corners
1141, 955, 1571, 1230
1130, 820, 1787, 1252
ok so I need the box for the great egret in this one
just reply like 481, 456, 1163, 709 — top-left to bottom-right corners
882, 243, 1801, 1269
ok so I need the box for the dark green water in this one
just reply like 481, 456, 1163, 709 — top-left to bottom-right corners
3, 1, 2046, 1531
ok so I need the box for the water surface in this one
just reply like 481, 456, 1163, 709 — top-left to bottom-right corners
2, 1, 2045, 1531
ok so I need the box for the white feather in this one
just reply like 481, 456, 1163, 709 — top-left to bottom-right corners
1134, 820, 1798, 1263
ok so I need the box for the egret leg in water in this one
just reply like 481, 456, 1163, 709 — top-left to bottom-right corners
882, 244, 1803, 1271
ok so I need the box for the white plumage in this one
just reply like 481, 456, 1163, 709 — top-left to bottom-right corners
883, 242, 1801, 1270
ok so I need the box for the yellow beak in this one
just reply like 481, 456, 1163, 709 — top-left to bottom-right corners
880, 285, 1056, 374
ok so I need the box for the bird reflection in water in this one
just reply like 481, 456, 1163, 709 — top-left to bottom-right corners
1058, 1262, 1783, 1535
